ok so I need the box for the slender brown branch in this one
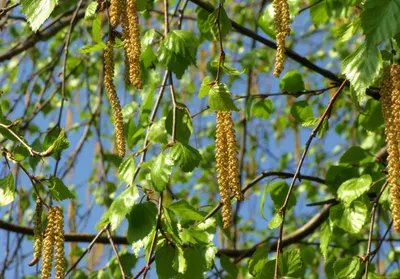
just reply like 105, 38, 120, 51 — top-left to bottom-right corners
107, 227, 127, 279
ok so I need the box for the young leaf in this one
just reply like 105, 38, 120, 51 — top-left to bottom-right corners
84, 2, 98, 20
103, 186, 139, 230
21, 0, 58, 32
208, 6, 232, 41
279, 70, 305, 93
168, 200, 204, 221
44, 128, 70, 155
76, 43, 106, 54
0, 172, 15, 206
127, 202, 157, 243
198, 76, 212, 98
157, 30, 199, 79
279, 249, 303, 277
268, 213, 283, 229
259, 183, 269, 220
118, 156, 136, 186
341, 42, 382, 104
208, 83, 239, 111
290, 101, 313, 123
320, 221, 332, 260
248, 245, 269, 276
148, 117, 168, 144
151, 152, 174, 192
173, 246, 187, 274
91, 16, 103, 44
330, 201, 367, 234
337, 175, 372, 206
251, 99, 274, 119
168, 143, 202, 172
48, 175, 74, 201
333, 257, 361, 279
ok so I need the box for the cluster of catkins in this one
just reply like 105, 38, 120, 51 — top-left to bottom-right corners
109, 0, 142, 88
273, 0, 290, 78
215, 111, 244, 229
380, 65, 400, 232
29, 198, 65, 279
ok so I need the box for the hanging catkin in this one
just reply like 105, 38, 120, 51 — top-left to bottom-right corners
109, 0, 121, 28
29, 196, 43, 266
104, 37, 126, 158
54, 207, 65, 279
380, 65, 400, 232
121, 0, 142, 88
41, 207, 56, 279
273, 0, 290, 78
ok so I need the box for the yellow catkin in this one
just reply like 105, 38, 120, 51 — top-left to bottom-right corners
273, 0, 290, 78
216, 111, 232, 229
109, 0, 121, 28
381, 65, 400, 232
122, 0, 142, 88
29, 196, 43, 266
54, 207, 65, 279
224, 112, 244, 201
104, 37, 126, 157
41, 207, 56, 279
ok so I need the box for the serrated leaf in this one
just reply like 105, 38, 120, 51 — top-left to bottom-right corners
320, 221, 332, 260
310, 0, 328, 26
208, 7, 232, 41
330, 201, 367, 234
269, 181, 296, 210
165, 106, 193, 144
180, 228, 210, 244
341, 42, 382, 104
200, 245, 218, 269
290, 100, 313, 123
339, 146, 372, 165
21, 0, 58, 32
251, 99, 274, 119
156, 244, 176, 279
279, 70, 305, 93
248, 245, 269, 276
337, 175, 372, 206
127, 202, 157, 243
151, 152, 174, 192
148, 118, 168, 144
85, 2, 98, 20
92, 16, 103, 44
198, 76, 212, 98
333, 257, 361, 279
118, 156, 136, 186
168, 143, 202, 172
168, 200, 204, 221
44, 129, 69, 155
302, 117, 319, 127
359, 99, 384, 131
268, 213, 283, 229
0, 172, 15, 206
361, 0, 400, 45
279, 249, 303, 277
221, 64, 245, 76
173, 246, 187, 274
48, 175, 74, 201
157, 30, 199, 79
77, 43, 106, 54
318, 118, 329, 138
107, 186, 139, 230
208, 83, 239, 111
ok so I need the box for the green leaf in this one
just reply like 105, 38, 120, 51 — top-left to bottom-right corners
333, 257, 361, 279
220, 254, 238, 279
148, 118, 168, 144
200, 245, 218, 269
339, 146, 372, 165
248, 245, 269, 276
180, 228, 210, 244
259, 183, 269, 220
318, 118, 329, 138
269, 181, 297, 210
337, 175, 372, 206
136, 0, 147, 11
310, 0, 328, 26
198, 76, 212, 98
320, 221, 332, 260
14, 145, 30, 161
208, 83, 239, 111
173, 246, 187, 274
359, 99, 384, 131
301, 117, 319, 127
0, 172, 15, 206
77, 43, 106, 54
44, 128, 70, 155
92, 17, 103, 44
127, 202, 157, 243
341, 42, 382, 104
339, 0, 362, 5
151, 152, 174, 192
168, 143, 202, 172
48, 175, 74, 201
196, 6, 215, 41
104, 186, 139, 230
330, 201, 367, 234
85, 2, 98, 20
221, 64, 245, 76
156, 244, 176, 279
361, 0, 400, 45
107, 250, 136, 278
279, 70, 305, 93
118, 156, 136, 186
279, 249, 303, 277
168, 200, 204, 221
268, 213, 283, 229
165, 106, 193, 144
175, 248, 206, 279
290, 101, 313, 123
21, 0, 58, 32
157, 30, 199, 79
251, 99, 274, 119
257, 4, 276, 38
208, 7, 232, 41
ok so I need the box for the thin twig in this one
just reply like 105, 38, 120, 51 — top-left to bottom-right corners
107, 227, 126, 279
